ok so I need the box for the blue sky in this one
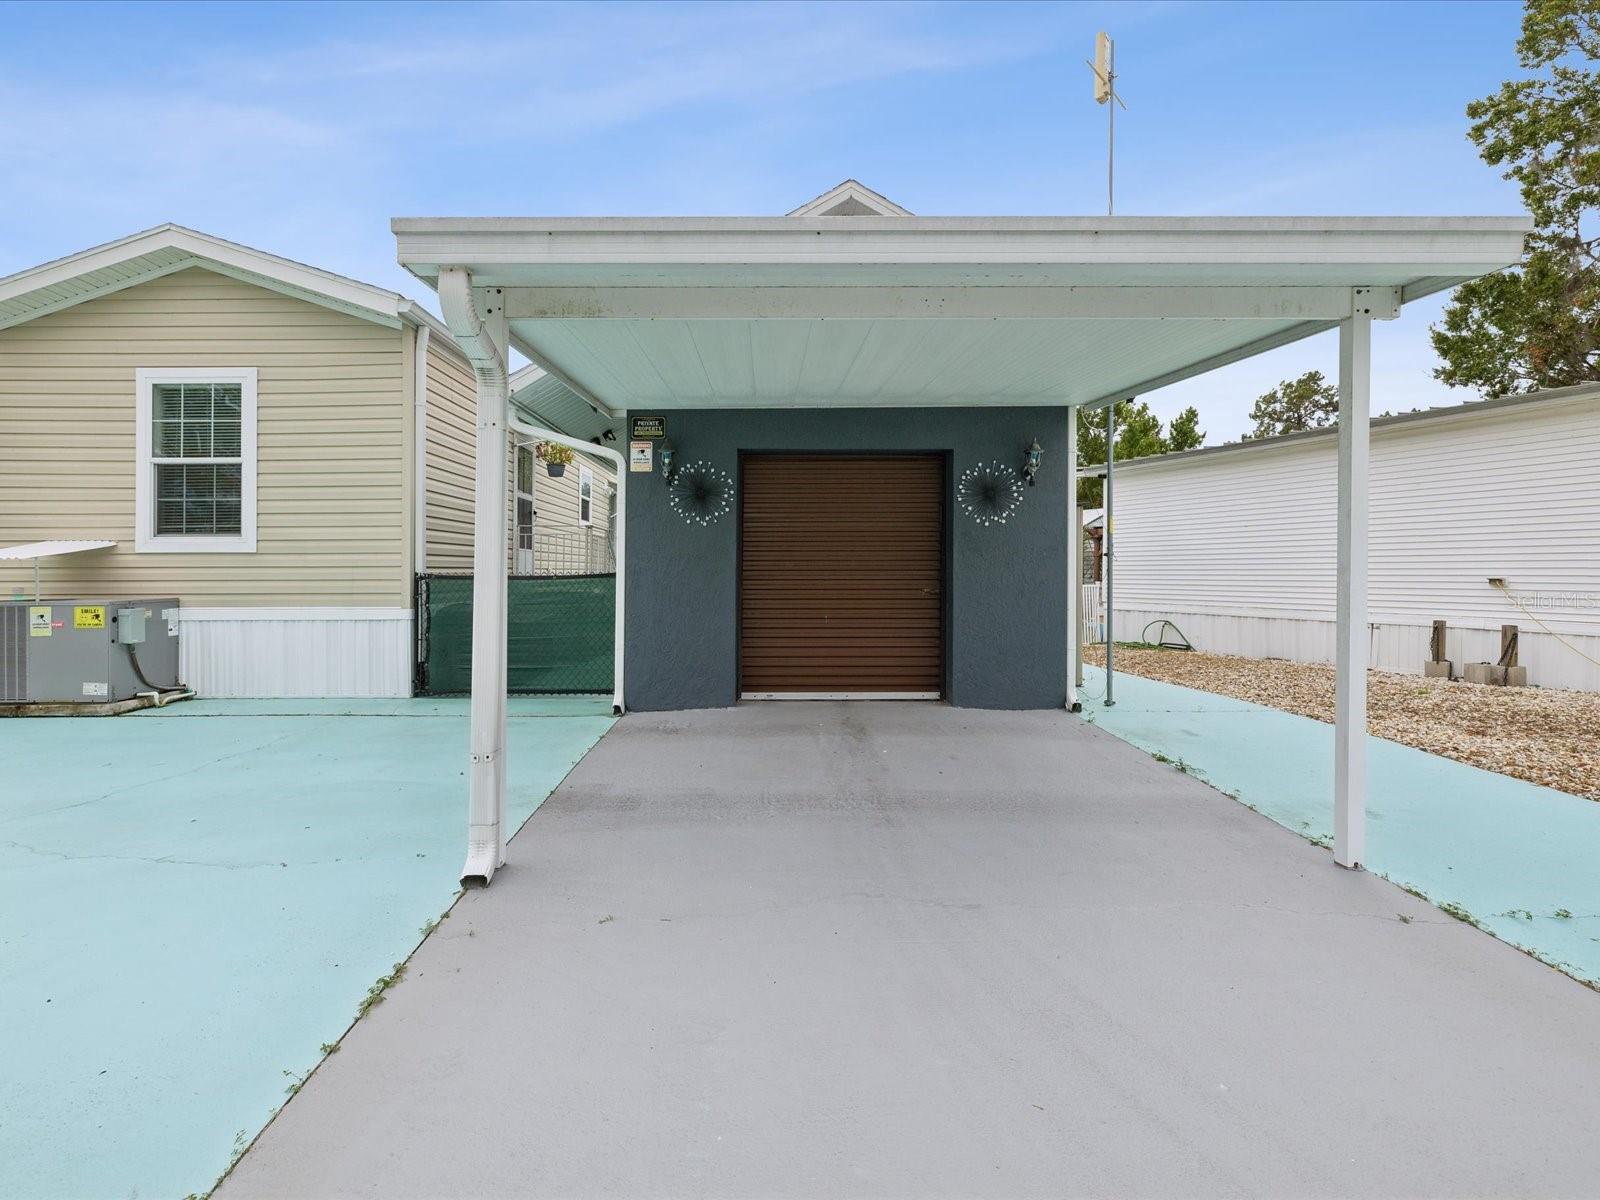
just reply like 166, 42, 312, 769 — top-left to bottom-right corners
0, 0, 1527, 440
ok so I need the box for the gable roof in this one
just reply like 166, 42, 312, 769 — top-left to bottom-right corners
0, 223, 454, 342
787, 179, 912, 217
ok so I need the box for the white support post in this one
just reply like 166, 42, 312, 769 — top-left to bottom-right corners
1334, 310, 1371, 870
439, 269, 512, 886
1065, 407, 1081, 712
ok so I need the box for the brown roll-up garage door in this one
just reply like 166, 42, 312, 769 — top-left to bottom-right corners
740, 454, 944, 698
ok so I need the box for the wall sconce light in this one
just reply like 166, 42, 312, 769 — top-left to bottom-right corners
659, 441, 676, 480
1022, 437, 1044, 487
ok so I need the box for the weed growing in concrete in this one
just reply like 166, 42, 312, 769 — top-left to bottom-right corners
357, 962, 407, 1018
319, 1042, 340, 1055
419, 917, 440, 937
1147, 749, 1199, 776
183, 1131, 253, 1200
1555, 908, 1574, 919
1500, 909, 1535, 922
1438, 901, 1483, 929
598, 914, 615, 925
1397, 914, 1413, 924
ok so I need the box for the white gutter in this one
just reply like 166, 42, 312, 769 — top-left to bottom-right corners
412, 324, 430, 572
438, 268, 511, 887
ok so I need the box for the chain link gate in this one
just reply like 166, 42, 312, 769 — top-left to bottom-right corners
414, 572, 616, 696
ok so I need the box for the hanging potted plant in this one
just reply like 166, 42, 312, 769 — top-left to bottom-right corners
536, 441, 574, 478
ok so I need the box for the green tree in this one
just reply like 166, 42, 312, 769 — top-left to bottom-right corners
1431, 0, 1600, 395
1247, 370, 1339, 438
1166, 405, 1205, 451
1074, 400, 1204, 506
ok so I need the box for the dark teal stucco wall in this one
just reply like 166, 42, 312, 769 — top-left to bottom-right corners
623, 407, 1070, 711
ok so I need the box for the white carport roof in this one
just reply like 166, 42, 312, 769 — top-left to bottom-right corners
394, 194, 1532, 888
393, 214, 1528, 411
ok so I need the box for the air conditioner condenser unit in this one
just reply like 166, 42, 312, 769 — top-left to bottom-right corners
0, 597, 181, 705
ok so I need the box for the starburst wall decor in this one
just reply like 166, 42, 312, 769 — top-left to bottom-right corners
667, 460, 734, 527
957, 461, 1025, 527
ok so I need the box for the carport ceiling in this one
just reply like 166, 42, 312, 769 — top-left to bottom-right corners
393, 216, 1527, 410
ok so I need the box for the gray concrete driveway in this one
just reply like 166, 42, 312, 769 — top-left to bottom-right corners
220, 704, 1600, 1199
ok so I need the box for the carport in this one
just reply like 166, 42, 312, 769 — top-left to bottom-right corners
392, 190, 1527, 884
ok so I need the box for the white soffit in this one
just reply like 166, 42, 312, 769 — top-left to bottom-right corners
393, 215, 1529, 409
509, 364, 621, 443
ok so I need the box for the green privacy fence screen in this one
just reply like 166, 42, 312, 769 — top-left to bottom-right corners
414, 573, 615, 696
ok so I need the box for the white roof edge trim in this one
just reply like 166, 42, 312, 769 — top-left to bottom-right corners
0, 539, 117, 561
0, 225, 461, 353
1089, 382, 1600, 475
392, 214, 1531, 235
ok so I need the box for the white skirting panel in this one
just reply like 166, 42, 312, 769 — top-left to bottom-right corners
1114, 607, 1600, 694
178, 607, 413, 698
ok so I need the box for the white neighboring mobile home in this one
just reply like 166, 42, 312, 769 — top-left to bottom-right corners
0, 225, 612, 697
1103, 382, 1600, 691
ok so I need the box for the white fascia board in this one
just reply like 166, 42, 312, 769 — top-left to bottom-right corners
398, 299, 456, 344
393, 215, 1529, 281
393, 214, 1532, 235
0, 224, 413, 332
505, 285, 1367, 322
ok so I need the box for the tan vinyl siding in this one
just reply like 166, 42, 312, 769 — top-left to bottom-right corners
527, 447, 616, 573
421, 337, 478, 571
532, 450, 616, 531
420, 339, 520, 574
0, 267, 408, 605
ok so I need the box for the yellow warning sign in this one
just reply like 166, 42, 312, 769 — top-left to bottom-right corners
73, 606, 105, 630
29, 606, 51, 637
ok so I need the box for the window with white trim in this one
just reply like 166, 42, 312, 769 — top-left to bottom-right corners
135, 368, 257, 553
578, 464, 594, 526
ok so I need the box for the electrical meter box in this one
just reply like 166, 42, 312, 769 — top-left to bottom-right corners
0, 597, 180, 704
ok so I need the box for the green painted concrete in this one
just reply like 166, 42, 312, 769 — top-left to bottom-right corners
1082, 666, 1600, 986
0, 699, 614, 1200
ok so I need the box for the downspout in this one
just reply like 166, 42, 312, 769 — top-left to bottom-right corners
506, 413, 626, 719
412, 324, 430, 573
439, 267, 511, 886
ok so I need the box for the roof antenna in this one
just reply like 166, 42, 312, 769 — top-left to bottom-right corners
1087, 32, 1128, 216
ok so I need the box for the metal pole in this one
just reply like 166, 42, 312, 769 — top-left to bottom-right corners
1107, 39, 1116, 217
1104, 402, 1115, 706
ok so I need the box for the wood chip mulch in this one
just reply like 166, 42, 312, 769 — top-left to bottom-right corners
1094, 645, 1600, 802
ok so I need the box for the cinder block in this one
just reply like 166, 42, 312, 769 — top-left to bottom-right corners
1461, 663, 1531, 687
1423, 660, 1453, 679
